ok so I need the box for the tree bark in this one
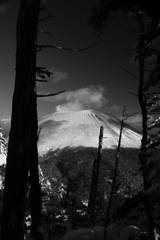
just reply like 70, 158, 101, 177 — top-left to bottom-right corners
1, 1, 41, 240
137, 13, 155, 240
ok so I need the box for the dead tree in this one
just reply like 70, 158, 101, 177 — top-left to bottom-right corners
103, 107, 126, 239
87, 126, 103, 226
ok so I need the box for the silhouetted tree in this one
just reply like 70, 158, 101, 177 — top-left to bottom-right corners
89, 1, 160, 239
104, 107, 126, 238
87, 126, 103, 226
1, 1, 97, 239
1, 1, 42, 240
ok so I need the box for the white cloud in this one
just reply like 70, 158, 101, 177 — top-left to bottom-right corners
55, 85, 107, 112
39, 85, 108, 112
1, 118, 10, 124
124, 113, 154, 126
110, 105, 120, 110
56, 102, 83, 112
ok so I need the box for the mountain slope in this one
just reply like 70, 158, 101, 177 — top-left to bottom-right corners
38, 109, 141, 156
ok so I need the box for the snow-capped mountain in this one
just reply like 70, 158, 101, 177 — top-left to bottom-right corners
38, 109, 141, 156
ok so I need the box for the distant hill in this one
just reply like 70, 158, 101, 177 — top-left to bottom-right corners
38, 109, 141, 156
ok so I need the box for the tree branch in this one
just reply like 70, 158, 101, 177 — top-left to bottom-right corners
36, 43, 97, 52
129, 92, 138, 97
35, 66, 53, 78
38, 12, 55, 22
39, 6, 46, 11
123, 111, 140, 121
37, 128, 41, 141
35, 66, 46, 70
37, 90, 66, 98
119, 66, 140, 80
38, 30, 53, 37
42, 0, 47, 4
36, 79, 48, 83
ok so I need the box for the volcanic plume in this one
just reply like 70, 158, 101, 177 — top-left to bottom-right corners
38, 109, 141, 156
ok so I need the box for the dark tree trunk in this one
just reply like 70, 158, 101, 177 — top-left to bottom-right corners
137, 13, 155, 240
103, 108, 125, 239
87, 158, 96, 217
1, 1, 41, 240
87, 126, 103, 226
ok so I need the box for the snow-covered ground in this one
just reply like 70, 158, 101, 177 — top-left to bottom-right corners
38, 109, 141, 156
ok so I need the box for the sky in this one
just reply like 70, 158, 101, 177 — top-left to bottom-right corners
0, 0, 156, 131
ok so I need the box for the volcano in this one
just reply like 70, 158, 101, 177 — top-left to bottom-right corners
38, 109, 141, 156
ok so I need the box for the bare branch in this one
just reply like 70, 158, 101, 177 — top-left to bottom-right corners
38, 30, 53, 37
35, 66, 53, 78
38, 12, 55, 22
39, 6, 46, 11
37, 90, 66, 98
147, 116, 152, 120
37, 128, 41, 141
40, 0, 47, 8
35, 66, 46, 70
122, 105, 127, 115
120, 66, 140, 80
129, 91, 147, 100
42, 0, 47, 4
123, 111, 140, 121
36, 79, 48, 83
36, 43, 97, 52
129, 92, 138, 97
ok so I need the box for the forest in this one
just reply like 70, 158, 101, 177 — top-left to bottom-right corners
0, 0, 160, 240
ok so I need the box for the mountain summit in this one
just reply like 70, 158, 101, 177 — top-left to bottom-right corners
38, 109, 141, 156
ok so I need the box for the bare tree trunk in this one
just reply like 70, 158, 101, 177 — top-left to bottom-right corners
103, 108, 125, 239
1, 1, 41, 240
87, 126, 103, 226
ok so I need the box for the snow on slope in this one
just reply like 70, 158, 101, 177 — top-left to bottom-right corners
38, 109, 141, 156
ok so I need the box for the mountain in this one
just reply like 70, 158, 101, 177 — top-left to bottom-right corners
1, 122, 10, 139
38, 109, 141, 156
